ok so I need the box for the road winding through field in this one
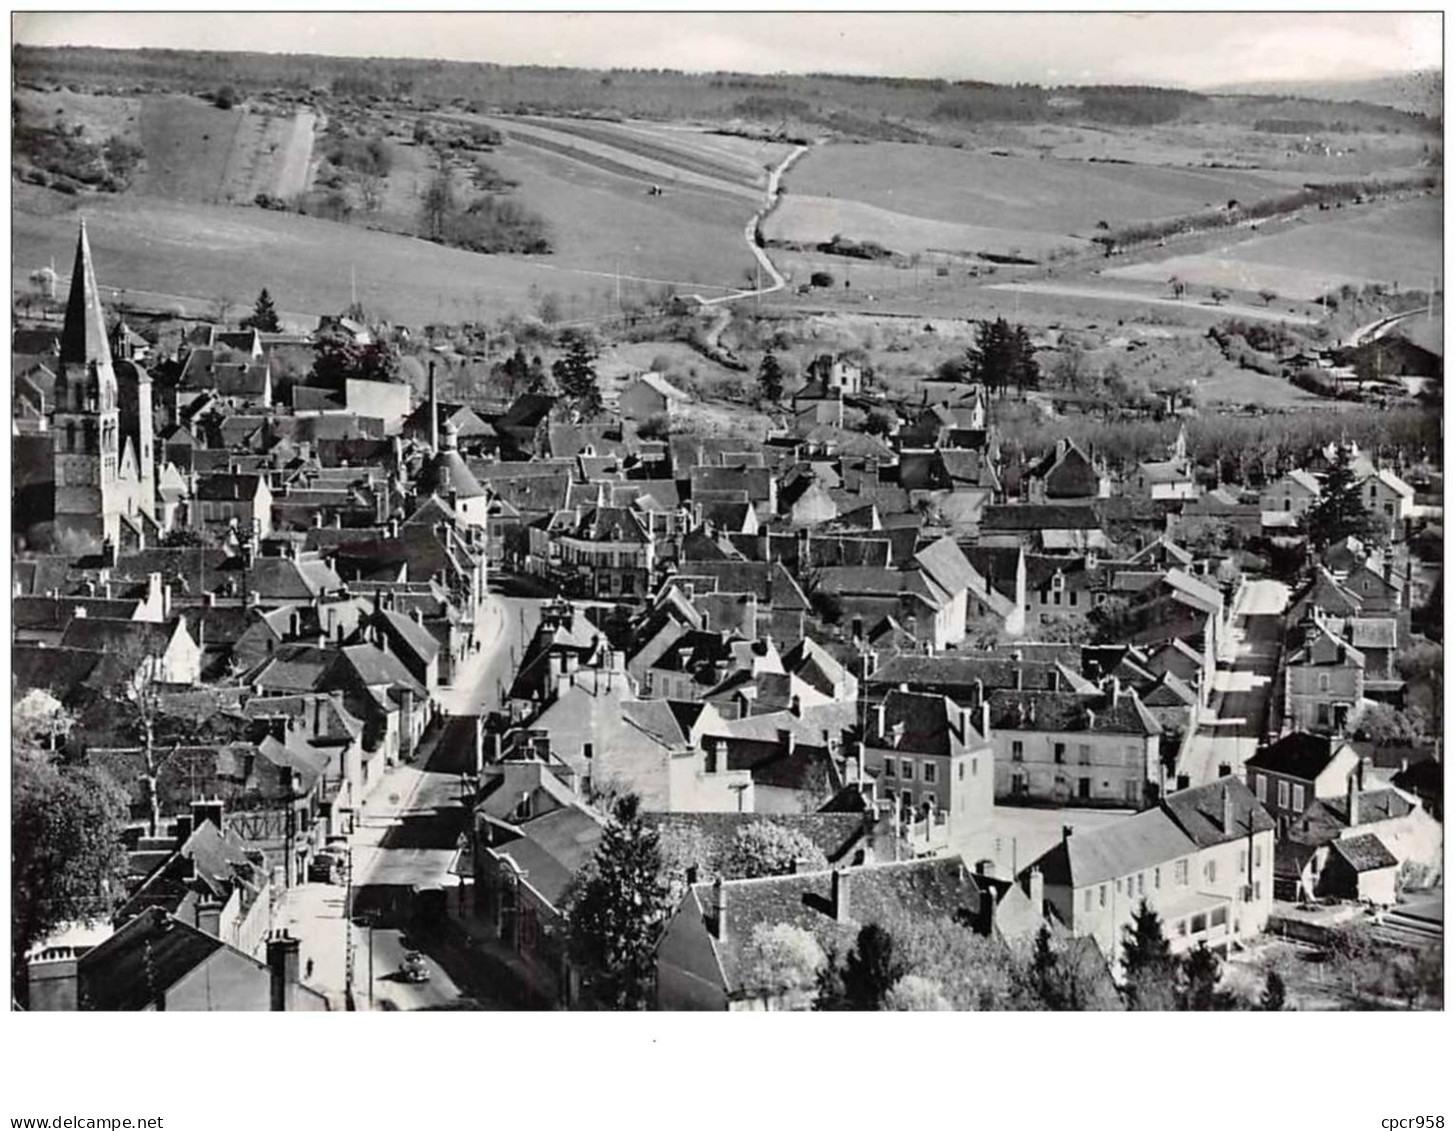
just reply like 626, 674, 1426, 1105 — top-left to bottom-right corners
695, 142, 811, 310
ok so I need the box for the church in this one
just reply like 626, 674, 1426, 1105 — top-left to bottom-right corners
16, 220, 157, 555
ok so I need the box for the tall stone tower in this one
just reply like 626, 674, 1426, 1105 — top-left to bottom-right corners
51, 219, 124, 554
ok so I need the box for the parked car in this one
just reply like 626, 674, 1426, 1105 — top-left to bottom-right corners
399, 951, 430, 983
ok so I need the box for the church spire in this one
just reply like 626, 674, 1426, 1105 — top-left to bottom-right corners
60, 217, 115, 372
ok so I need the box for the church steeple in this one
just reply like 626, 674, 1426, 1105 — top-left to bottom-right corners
60, 218, 115, 374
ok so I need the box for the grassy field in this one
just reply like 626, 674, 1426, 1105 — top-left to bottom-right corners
780, 141, 1301, 243
136, 94, 299, 205
1103, 194, 1442, 301
10, 187, 746, 328
764, 195, 1078, 260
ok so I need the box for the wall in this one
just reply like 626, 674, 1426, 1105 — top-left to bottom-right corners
1285, 664, 1362, 733
993, 728, 1154, 806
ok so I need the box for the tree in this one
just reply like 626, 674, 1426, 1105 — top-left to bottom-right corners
967, 317, 1038, 396
1395, 642, 1443, 734
214, 84, 237, 110
209, 291, 236, 327
1168, 276, 1186, 301
564, 794, 671, 1010
1089, 596, 1138, 644
1209, 287, 1231, 306
885, 974, 951, 1011
1179, 944, 1223, 1010
757, 351, 785, 403
1261, 970, 1287, 1011
1355, 701, 1427, 745
552, 336, 602, 418
839, 922, 906, 1010
863, 408, 897, 437
419, 162, 455, 242
12, 699, 130, 1003
725, 822, 828, 880
243, 287, 281, 333
1122, 899, 1178, 1009
311, 332, 402, 389
739, 923, 827, 1008
1259, 288, 1279, 307
1023, 924, 1122, 1011
1305, 446, 1377, 550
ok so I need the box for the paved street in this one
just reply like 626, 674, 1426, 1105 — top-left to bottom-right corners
280, 590, 545, 1009
1178, 580, 1289, 789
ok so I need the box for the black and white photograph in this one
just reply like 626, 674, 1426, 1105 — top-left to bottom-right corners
7, 6, 1444, 1046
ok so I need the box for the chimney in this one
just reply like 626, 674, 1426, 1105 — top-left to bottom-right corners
1062, 824, 1074, 844
1347, 769, 1360, 827
1027, 866, 1045, 914
171, 814, 193, 843
267, 930, 301, 1011
1111, 677, 1122, 705
873, 701, 886, 738
1221, 784, 1234, 835
1014, 665, 1023, 691
195, 897, 224, 939
976, 885, 996, 937
27, 956, 79, 1012
778, 728, 796, 756
831, 868, 851, 923
979, 701, 991, 742
959, 706, 974, 744
789, 694, 802, 718
709, 877, 727, 939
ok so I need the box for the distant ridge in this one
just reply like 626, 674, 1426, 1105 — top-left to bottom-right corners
1205, 68, 1442, 117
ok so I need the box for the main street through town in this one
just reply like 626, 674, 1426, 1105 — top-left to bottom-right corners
1177, 579, 1290, 790
285, 590, 544, 1009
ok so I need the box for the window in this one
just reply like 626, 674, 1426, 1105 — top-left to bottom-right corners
1385, 503, 1394, 517
1011, 741, 1024, 762
1053, 591, 1062, 606
1370, 484, 1378, 500
583, 743, 594, 761
901, 789, 914, 812
1292, 784, 1305, 812
1099, 885, 1107, 908
1253, 881, 1262, 901
1255, 774, 1267, 803
1177, 919, 1188, 937
971, 757, 978, 777
901, 760, 913, 780
1175, 860, 1189, 886
1254, 845, 1262, 869
884, 760, 896, 778
1084, 889, 1093, 912
1317, 703, 1331, 727
1318, 673, 1331, 693
1054, 743, 1066, 764
1205, 859, 1217, 884
1190, 913, 1208, 934
1277, 780, 1290, 809
922, 762, 937, 784
1078, 743, 1091, 765
1154, 867, 1161, 890
1238, 849, 1247, 873
1115, 878, 1122, 894
958, 763, 964, 782
1137, 873, 1145, 896
1069, 592, 1079, 607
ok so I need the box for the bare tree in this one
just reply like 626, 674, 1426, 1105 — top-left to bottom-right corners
210, 291, 236, 326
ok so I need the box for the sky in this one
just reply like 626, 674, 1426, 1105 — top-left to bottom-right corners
11, 11, 1442, 88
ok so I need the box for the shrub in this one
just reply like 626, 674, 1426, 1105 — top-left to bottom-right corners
214, 85, 237, 110
810, 270, 835, 288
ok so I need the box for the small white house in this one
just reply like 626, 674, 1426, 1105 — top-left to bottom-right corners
619, 372, 689, 423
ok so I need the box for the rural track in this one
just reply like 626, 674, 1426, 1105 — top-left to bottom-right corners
692, 142, 811, 310
1345, 305, 1437, 348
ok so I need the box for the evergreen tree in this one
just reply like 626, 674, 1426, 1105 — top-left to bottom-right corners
1121, 898, 1178, 1009
1305, 446, 1376, 549
565, 794, 671, 1010
552, 337, 602, 418
841, 922, 906, 1010
244, 287, 281, 332
758, 351, 785, 403
967, 317, 1038, 395
1180, 944, 1223, 1010
1028, 924, 1068, 1009
1261, 970, 1287, 1011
